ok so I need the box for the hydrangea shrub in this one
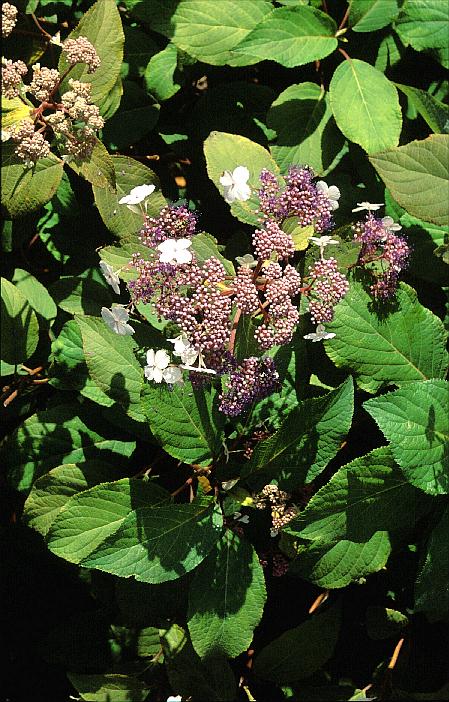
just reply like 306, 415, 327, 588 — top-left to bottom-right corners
1, 1, 448, 701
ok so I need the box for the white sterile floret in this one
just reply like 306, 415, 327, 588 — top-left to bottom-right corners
303, 324, 336, 342
381, 216, 402, 232
101, 306, 134, 335
180, 351, 216, 375
118, 183, 155, 208
309, 235, 339, 258
1, 129, 11, 142
316, 180, 341, 210
157, 238, 192, 265
219, 166, 251, 204
161, 365, 183, 385
168, 335, 199, 365
352, 201, 383, 213
166, 696, 182, 702
235, 253, 257, 269
99, 260, 120, 295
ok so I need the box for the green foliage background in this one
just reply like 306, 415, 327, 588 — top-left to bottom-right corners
1, 1, 448, 701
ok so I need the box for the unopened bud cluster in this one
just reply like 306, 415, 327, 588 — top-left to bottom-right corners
1, 35, 102, 165
254, 484, 298, 534
2, 2, 17, 38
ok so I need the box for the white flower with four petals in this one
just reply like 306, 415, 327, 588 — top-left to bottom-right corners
144, 349, 183, 384
101, 306, 135, 335
99, 261, 121, 295
316, 180, 341, 210
309, 234, 339, 258
381, 216, 402, 232
219, 166, 251, 204
157, 238, 193, 265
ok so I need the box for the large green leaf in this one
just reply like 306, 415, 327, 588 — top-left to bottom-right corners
93, 155, 166, 237
164, 0, 273, 66
102, 81, 160, 150
369, 134, 449, 226
187, 531, 266, 658
0, 277, 39, 366
286, 447, 428, 543
144, 43, 181, 102
12, 268, 57, 326
1, 144, 63, 218
415, 506, 449, 619
47, 478, 169, 563
242, 377, 354, 489
364, 380, 449, 495
48, 483, 223, 583
329, 59, 401, 154
76, 316, 144, 422
253, 603, 341, 683
67, 673, 151, 702
349, 0, 400, 32
23, 461, 116, 537
232, 6, 338, 68
324, 282, 449, 393
65, 138, 116, 190
267, 83, 345, 175
50, 272, 113, 316
204, 131, 282, 226
289, 533, 392, 589
4, 403, 135, 491
141, 383, 223, 466
395, 83, 449, 134
395, 0, 449, 68
58, 0, 125, 110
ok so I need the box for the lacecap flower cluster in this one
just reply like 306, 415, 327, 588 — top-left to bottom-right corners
99, 168, 409, 416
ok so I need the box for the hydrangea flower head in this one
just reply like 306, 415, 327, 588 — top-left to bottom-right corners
101, 306, 134, 335
220, 166, 251, 204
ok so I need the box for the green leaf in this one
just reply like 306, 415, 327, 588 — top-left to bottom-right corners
23, 461, 117, 537
370, 134, 449, 226
12, 268, 57, 325
50, 272, 113, 316
1, 96, 31, 130
395, 0, 449, 68
46, 478, 168, 564
242, 377, 353, 489
324, 282, 449, 393
253, 603, 341, 683
329, 59, 402, 154
144, 43, 181, 101
267, 83, 345, 175
233, 6, 338, 68
0, 277, 39, 366
191, 232, 235, 275
395, 83, 449, 133
99, 74, 123, 121
187, 530, 266, 658
349, 0, 400, 32
76, 315, 144, 421
141, 383, 224, 466
1, 144, 64, 218
67, 673, 151, 702
289, 533, 392, 588
93, 155, 166, 237
204, 131, 281, 226
121, 25, 159, 80
375, 32, 405, 72
102, 81, 160, 150
4, 403, 136, 491
286, 447, 428, 543
58, 0, 125, 110
364, 380, 449, 495
161, 624, 237, 701
51, 487, 223, 583
415, 506, 449, 619
65, 137, 116, 190
166, 0, 273, 66
366, 606, 409, 640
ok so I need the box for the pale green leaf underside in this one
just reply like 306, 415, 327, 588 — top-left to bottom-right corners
324, 282, 448, 393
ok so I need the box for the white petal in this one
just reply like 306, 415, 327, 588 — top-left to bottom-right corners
219, 171, 233, 186
154, 349, 170, 369
316, 180, 329, 195
232, 165, 250, 183
101, 307, 114, 326
111, 307, 129, 322
180, 347, 198, 365
176, 238, 192, 250
117, 321, 135, 336
327, 185, 341, 201
163, 366, 183, 384
144, 365, 155, 380
175, 247, 193, 264
146, 349, 156, 367
152, 367, 164, 383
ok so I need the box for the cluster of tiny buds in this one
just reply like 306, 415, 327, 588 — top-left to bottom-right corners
254, 484, 298, 535
29, 64, 60, 102
10, 119, 50, 167
307, 257, 349, 324
62, 36, 101, 73
1, 58, 27, 99
2, 2, 17, 38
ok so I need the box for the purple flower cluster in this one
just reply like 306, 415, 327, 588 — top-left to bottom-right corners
219, 357, 280, 416
140, 205, 197, 246
307, 257, 349, 324
353, 214, 410, 299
